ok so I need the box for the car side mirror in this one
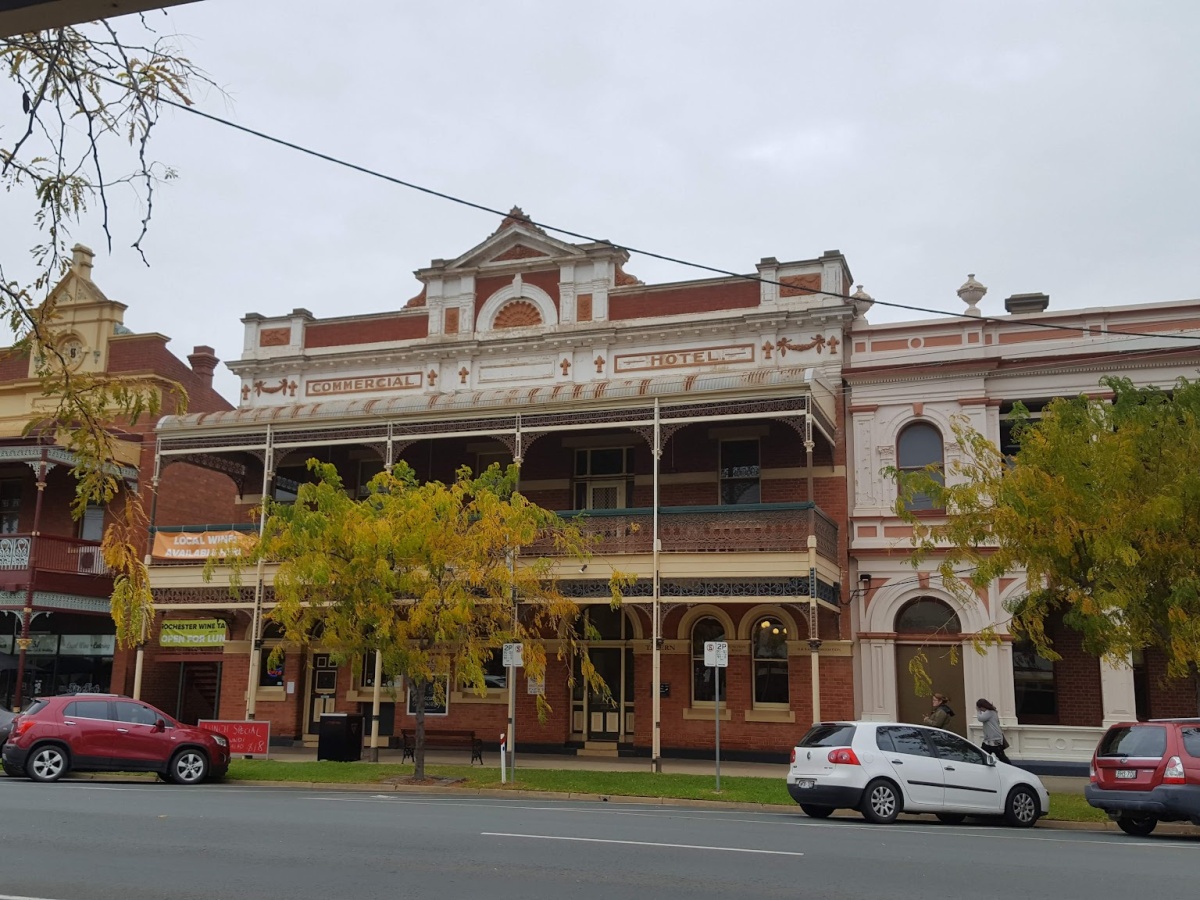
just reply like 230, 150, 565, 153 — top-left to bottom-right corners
985, 753, 997, 767
153, 718, 166, 733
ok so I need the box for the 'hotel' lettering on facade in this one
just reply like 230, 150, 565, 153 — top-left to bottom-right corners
305, 372, 423, 397
614, 344, 755, 374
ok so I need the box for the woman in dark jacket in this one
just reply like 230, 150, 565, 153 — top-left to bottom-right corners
922, 693, 955, 729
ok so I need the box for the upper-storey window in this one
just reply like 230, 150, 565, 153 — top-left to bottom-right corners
999, 400, 1049, 459
719, 439, 760, 505
897, 422, 943, 510
573, 447, 635, 510
0, 479, 22, 533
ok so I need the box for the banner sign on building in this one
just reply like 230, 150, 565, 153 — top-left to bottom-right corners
198, 720, 270, 758
59, 634, 116, 656
152, 530, 256, 560
159, 619, 227, 648
26, 633, 59, 655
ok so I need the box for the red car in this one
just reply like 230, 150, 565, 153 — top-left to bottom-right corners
1085, 718, 1200, 835
2, 694, 230, 785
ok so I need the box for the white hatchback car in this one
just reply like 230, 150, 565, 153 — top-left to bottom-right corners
787, 721, 1049, 827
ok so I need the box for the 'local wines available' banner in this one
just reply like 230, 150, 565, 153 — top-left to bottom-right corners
152, 529, 256, 560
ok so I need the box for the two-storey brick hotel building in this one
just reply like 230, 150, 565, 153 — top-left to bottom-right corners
139, 210, 860, 757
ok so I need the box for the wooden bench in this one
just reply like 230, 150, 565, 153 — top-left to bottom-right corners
400, 729, 484, 766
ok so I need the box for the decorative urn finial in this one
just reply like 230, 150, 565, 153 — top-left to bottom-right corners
957, 273, 987, 317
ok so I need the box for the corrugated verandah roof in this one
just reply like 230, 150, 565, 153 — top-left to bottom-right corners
157, 366, 838, 443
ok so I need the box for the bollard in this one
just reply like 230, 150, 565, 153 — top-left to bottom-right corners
499, 733, 507, 784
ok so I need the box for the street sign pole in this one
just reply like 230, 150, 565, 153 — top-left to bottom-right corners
503, 640, 523, 784
704, 639, 728, 793
714, 662, 721, 792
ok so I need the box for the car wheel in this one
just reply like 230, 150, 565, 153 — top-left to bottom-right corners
156, 773, 171, 783
27, 744, 69, 783
936, 813, 967, 825
169, 749, 209, 785
2, 761, 23, 778
800, 804, 835, 819
1003, 785, 1040, 828
860, 778, 901, 824
1116, 815, 1158, 837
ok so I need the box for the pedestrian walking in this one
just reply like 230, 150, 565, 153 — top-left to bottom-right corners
975, 698, 1010, 763
922, 692, 955, 729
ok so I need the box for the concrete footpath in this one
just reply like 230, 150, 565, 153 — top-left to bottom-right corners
261, 743, 1089, 796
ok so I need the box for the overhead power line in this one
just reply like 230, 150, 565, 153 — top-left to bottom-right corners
154, 94, 1200, 344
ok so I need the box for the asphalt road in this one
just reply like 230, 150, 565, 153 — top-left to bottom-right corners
0, 778, 1195, 900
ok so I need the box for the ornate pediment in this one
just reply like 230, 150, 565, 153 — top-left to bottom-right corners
441, 207, 585, 271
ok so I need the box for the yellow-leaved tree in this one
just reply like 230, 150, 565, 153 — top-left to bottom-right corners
251, 460, 628, 780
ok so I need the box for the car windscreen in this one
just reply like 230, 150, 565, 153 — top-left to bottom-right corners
1097, 725, 1167, 759
798, 724, 857, 748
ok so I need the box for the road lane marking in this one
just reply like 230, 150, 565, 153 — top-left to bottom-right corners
481, 832, 804, 856
0, 893, 74, 900
307, 796, 1197, 850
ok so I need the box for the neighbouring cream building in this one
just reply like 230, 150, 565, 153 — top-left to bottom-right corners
845, 279, 1200, 766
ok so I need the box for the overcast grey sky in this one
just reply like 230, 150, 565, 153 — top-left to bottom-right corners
5, 0, 1199, 401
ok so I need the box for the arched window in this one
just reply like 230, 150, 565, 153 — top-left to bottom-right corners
895, 597, 961, 635
691, 616, 726, 702
897, 422, 944, 510
753, 616, 789, 705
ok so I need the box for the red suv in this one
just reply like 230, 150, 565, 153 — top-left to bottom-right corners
2, 695, 230, 785
1085, 718, 1200, 836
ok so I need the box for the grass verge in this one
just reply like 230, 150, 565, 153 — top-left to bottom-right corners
225, 760, 1105, 823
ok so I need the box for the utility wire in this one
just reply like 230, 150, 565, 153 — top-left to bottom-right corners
154, 96, 1200, 345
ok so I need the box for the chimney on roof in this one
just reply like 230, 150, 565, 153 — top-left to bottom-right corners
71, 244, 94, 281
187, 345, 219, 387
1005, 292, 1050, 314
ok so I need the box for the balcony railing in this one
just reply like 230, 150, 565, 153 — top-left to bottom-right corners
532, 502, 838, 560
0, 534, 110, 576
147, 504, 840, 568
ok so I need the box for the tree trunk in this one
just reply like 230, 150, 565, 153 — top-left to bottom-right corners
413, 677, 426, 781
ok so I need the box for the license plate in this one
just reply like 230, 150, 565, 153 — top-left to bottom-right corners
1115, 769, 1137, 780
796, 779, 815, 789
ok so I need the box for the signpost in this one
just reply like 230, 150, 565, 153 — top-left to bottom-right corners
703, 640, 729, 791
503, 642, 523, 783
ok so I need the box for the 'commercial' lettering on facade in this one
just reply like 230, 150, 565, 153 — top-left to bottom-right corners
305, 372, 423, 397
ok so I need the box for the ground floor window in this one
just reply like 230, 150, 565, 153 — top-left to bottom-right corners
1013, 639, 1057, 722
753, 616, 789, 705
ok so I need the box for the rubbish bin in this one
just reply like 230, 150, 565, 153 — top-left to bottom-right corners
317, 713, 364, 762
